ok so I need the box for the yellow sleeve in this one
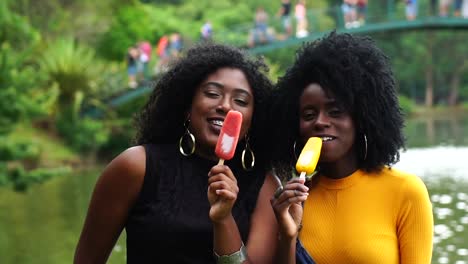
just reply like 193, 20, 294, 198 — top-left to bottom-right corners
396, 175, 434, 264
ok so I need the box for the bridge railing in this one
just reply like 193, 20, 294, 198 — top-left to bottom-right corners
214, 1, 463, 48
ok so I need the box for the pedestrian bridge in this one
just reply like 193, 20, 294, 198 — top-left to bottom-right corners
83, 2, 468, 117
248, 16, 468, 54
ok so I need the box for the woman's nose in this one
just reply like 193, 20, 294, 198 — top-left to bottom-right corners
216, 98, 232, 114
314, 112, 330, 129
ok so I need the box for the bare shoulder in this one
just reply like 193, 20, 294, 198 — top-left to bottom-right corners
73, 146, 147, 263
95, 145, 147, 198
107, 145, 146, 176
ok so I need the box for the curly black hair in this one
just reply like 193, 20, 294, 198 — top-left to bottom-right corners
268, 31, 405, 172
134, 42, 273, 163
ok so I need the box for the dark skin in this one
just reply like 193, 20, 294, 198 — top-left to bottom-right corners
270, 83, 358, 263
299, 83, 357, 179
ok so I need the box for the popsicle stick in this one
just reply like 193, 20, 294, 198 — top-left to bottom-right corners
218, 159, 225, 165
299, 171, 306, 180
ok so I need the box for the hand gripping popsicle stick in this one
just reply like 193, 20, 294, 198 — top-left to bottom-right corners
295, 137, 323, 180
215, 110, 243, 165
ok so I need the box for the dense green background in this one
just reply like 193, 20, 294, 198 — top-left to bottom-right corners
1, 1, 467, 181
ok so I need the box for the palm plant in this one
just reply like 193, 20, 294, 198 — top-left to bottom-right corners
40, 37, 103, 120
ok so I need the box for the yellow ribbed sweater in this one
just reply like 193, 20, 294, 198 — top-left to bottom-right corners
299, 168, 433, 264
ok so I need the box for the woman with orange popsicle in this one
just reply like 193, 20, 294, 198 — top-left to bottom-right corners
74, 43, 281, 263
268, 31, 433, 264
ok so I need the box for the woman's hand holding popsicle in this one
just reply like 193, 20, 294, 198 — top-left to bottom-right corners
270, 137, 321, 238
270, 176, 309, 239
208, 164, 239, 222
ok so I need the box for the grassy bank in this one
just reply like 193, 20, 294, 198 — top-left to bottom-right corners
7, 123, 81, 168
1, 123, 89, 191
409, 105, 468, 120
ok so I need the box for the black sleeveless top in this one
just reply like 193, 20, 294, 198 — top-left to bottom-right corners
125, 144, 265, 263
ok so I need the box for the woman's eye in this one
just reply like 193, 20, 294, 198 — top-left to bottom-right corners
329, 108, 344, 116
205, 91, 220, 97
302, 110, 317, 120
234, 98, 248, 106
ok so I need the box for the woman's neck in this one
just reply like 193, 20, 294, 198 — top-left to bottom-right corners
319, 156, 358, 179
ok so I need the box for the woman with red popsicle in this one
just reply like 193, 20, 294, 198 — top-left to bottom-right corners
267, 32, 433, 263
74, 43, 281, 264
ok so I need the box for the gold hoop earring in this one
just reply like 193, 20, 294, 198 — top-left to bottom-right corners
241, 135, 255, 171
179, 119, 195, 156
363, 134, 368, 161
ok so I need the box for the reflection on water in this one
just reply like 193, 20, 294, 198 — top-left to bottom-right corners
404, 112, 468, 148
395, 147, 468, 264
427, 178, 468, 264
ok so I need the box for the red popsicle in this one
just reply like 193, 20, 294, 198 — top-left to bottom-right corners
215, 110, 243, 165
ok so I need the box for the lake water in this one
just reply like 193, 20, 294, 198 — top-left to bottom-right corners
1, 113, 467, 264
395, 113, 468, 264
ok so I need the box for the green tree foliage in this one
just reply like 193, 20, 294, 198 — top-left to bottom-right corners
97, 4, 182, 60
432, 31, 468, 106
10, 0, 136, 43
0, 1, 71, 192
0, 1, 57, 133
399, 95, 415, 116
377, 30, 468, 107
0, 0, 40, 50
0, 44, 58, 134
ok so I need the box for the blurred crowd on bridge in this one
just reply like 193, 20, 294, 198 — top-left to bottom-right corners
125, 0, 468, 88
126, 33, 183, 88
405, 0, 468, 21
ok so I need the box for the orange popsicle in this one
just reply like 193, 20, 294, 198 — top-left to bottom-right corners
215, 110, 243, 165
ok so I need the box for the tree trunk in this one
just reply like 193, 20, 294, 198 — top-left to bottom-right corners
425, 32, 434, 107
448, 61, 467, 106
448, 74, 460, 106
